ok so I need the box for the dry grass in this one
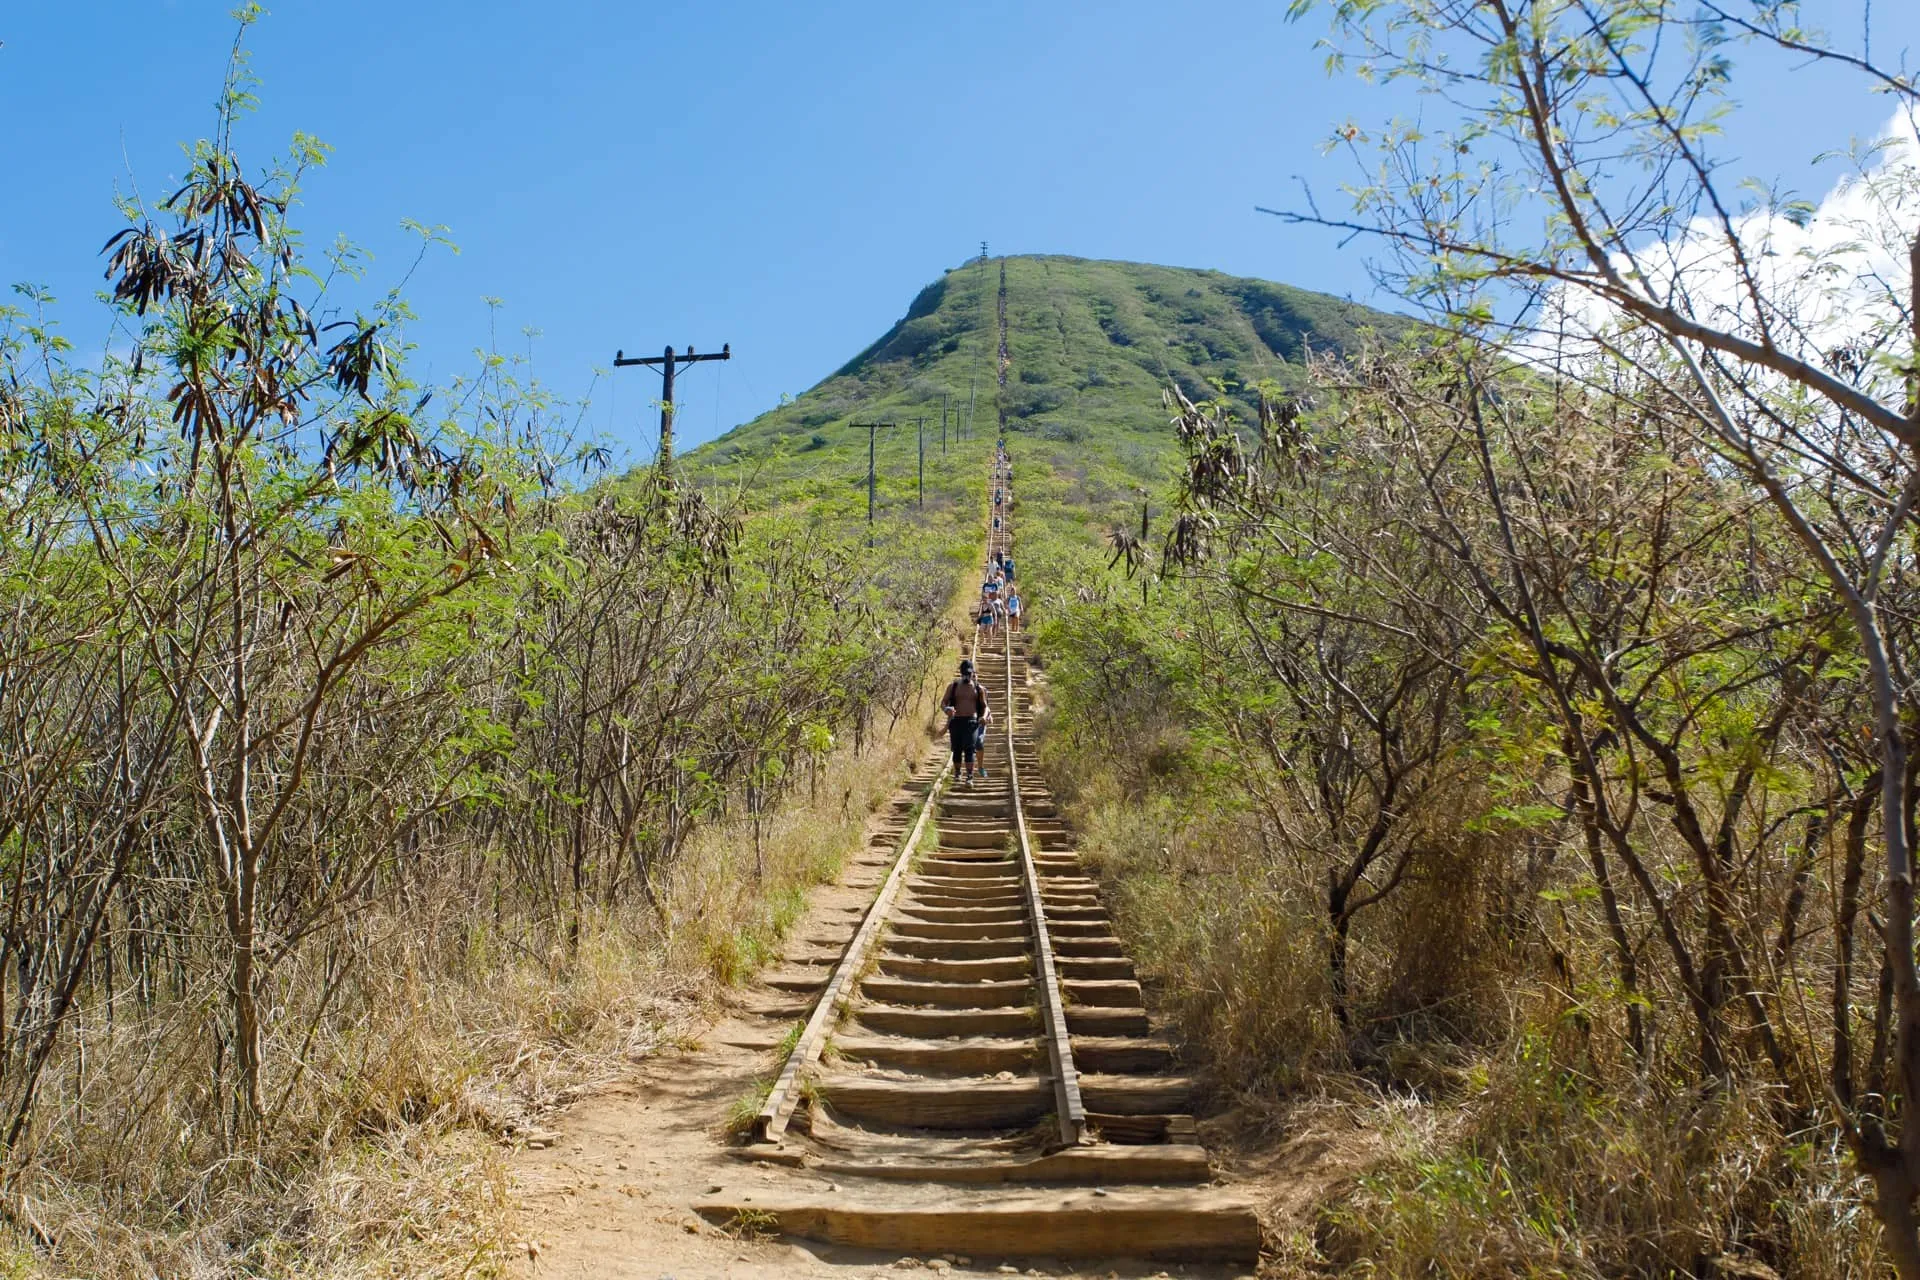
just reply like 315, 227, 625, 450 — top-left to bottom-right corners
1309, 1034, 1888, 1279
1040, 728, 1885, 1278
0, 680, 948, 1280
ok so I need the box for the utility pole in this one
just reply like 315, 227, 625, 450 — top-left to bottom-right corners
914, 417, 927, 508
848, 421, 894, 545
966, 378, 976, 442
612, 342, 731, 470
941, 392, 949, 454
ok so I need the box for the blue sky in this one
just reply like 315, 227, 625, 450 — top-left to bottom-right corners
3, 2, 1916, 462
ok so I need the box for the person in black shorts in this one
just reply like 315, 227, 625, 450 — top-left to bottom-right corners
942, 658, 990, 784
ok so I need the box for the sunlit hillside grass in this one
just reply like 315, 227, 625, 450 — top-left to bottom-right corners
680, 254, 1411, 540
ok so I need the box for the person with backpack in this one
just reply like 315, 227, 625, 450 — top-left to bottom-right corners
942, 658, 991, 785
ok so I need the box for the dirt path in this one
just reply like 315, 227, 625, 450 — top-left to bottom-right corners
504, 458, 1299, 1279
502, 784, 1260, 1280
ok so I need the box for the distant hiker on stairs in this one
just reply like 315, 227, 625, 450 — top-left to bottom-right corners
942, 659, 991, 785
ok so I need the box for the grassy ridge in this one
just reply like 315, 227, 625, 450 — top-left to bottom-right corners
681, 254, 1409, 536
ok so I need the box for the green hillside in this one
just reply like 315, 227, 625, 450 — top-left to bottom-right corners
682, 255, 1411, 537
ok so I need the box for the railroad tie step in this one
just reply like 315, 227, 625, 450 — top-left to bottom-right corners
936, 827, 1009, 850
814, 1073, 1051, 1128
907, 875, 1023, 898
890, 918, 1029, 941
853, 1005, 1038, 1037
778, 1144, 1212, 1186
908, 892, 1025, 913
691, 1186, 1260, 1262
1086, 1112, 1201, 1145
1049, 919, 1116, 938
1063, 978, 1143, 1007
830, 1034, 1040, 1074
1055, 955, 1135, 981
882, 937, 1031, 963
1070, 1035, 1176, 1072
858, 977, 1032, 1008
918, 855, 1016, 875
930, 847, 1017, 864
899, 903, 1027, 924
1078, 1073, 1195, 1115
1052, 936, 1125, 958
1064, 1006, 1152, 1036
875, 953, 1032, 982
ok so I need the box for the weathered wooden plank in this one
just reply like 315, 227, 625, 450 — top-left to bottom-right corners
853, 1005, 1038, 1037
817, 1074, 1050, 1128
858, 977, 1032, 1009
795, 1143, 1212, 1185
830, 1034, 1039, 1074
691, 1187, 1261, 1261
876, 953, 1031, 982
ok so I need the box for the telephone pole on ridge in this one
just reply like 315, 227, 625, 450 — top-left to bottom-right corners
914, 417, 927, 508
848, 421, 894, 545
612, 342, 731, 470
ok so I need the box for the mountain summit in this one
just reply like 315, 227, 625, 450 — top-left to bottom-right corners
690, 256, 1409, 501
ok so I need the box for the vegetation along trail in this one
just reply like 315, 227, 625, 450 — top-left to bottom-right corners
511, 455, 1262, 1276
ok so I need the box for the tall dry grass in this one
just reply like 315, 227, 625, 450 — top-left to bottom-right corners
1, 690, 947, 1279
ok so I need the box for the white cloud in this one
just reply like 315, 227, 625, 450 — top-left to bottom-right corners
1534, 105, 1920, 405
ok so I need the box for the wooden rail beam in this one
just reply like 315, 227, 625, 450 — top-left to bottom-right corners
752, 754, 949, 1143
1006, 617, 1088, 1148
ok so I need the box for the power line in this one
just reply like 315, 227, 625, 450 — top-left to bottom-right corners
611, 342, 731, 470
848, 420, 895, 546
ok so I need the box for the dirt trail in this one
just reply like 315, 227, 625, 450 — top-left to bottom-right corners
505, 457, 1277, 1278
503, 761, 1253, 1279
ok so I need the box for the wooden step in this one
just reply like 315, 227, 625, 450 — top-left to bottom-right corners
691, 1186, 1260, 1262
791, 1143, 1213, 1185
884, 937, 1029, 961
859, 977, 1031, 1009
1056, 956, 1134, 980
891, 919, 1027, 941
854, 1006, 1038, 1037
1053, 937, 1124, 958
899, 904, 1027, 925
916, 857, 1016, 877
1086, 1113, 1200, 1144
936, 827, 1009, 849
817, 1075, 1049, 1128
909, 875, 1022, 897
1063, 978, 1143, 1006
926, 847, 1014, 864
876, 954, 1031, 983
1071, 1036, 1175, 1072
1078, 1074, 1194, 1115
910, 892, 1025, 913
831, 1034, 1039, 1074
1064, 1007, 1151, 1036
